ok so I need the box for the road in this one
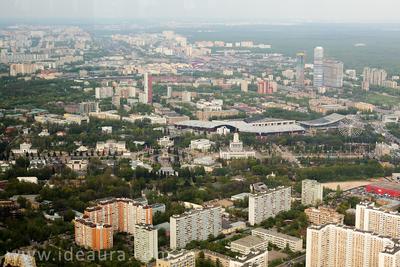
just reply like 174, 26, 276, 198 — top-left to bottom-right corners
276, 254, 306, 267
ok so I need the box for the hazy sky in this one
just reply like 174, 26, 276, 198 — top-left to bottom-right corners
1, 0, 400, 22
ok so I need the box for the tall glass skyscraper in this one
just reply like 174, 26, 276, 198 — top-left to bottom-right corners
313, 47, 324, 88
296, 52, 306, 88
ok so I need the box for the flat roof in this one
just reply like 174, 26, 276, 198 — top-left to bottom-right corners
231, 235, 266, 248
252, 228, 302, 242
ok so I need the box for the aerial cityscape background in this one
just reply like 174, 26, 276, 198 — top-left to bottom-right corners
1, 1, 400, 267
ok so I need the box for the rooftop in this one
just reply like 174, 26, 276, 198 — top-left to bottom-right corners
252, 228, 302, 242
300, 113, 345, 127
231, 235, 266, 248
175, 120, 305, 134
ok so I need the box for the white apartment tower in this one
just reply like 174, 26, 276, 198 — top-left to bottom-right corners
170, 206, 222, 249
306, 224, 400, 267
241, 80, 249, 92
356, 202, 400, 239
134, 224, 158, 263
313, 47, 324, 88
301, 179, 323, 206
167, 86, 172, 98
248, 186, 291, 226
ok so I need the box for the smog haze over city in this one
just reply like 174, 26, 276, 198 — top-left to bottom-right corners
1, 1, 400, 267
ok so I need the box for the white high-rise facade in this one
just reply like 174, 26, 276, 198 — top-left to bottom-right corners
301, 179, 323, 206
363, 67, 388, 87
248, 186, 291, 226
134, 224, 158, 263
170, 206, 222, 249
306, 224, 400, 267
356, 202, 400, 239
313, 47, 324, 88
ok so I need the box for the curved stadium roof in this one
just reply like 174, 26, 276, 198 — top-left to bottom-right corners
299, 113, 346, 127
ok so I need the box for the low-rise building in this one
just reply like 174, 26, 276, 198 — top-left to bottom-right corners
3, 252, 36, 267
156, 250, 196, 267
304, 206, 344, 225
189, 139, 213, 151
96, 140, 127, 154
158, 136, 174, 147
66, 159, 89, 172
17, 176, 38, 184
204, 249, 268, 267
252, 228, 303, 252
11, 143, 38, 156
230, 235, 268, 255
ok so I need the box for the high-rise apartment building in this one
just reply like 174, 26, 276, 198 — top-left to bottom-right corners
74, 198, 153, 250
356, 202, 400, 239
257, 80, 277, 94
241, 80, 249, 92
363, 67, 388, 87
301, 179, 323, 206
95, 87, 114, 99
74, 218, 113, 251
306, 224, 400, 267
84, 198, 153, 234
9, 63, 41, 76
170, 206, 222, 249
79, 101, 99, 114
248, 186, 291, 226
323, 59, 344, 88
144, 73, 153, 104
313, 47, 324, 88
167, 86, 172, 98
134, 224, 158, 263
296, 52, 306, 88
156, 250, 196, 267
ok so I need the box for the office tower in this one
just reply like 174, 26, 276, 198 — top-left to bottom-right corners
170, 206, 222, 249
306, 224, 400, 267
355, 202, 400, 239
301, 179, 323, 206
257, 80, 277, 94
248, 186, 291, 226
156, 250, 196, 267
313, 47, 324, 88
134, 224, 158, 263
167, 86, 172, 98
241, 80, 249, 92
296, 52, 306, 88
74, 218, 113, 251
323, 59, 344, 88
363, 67, 388, 87
144, 73, 153, 104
